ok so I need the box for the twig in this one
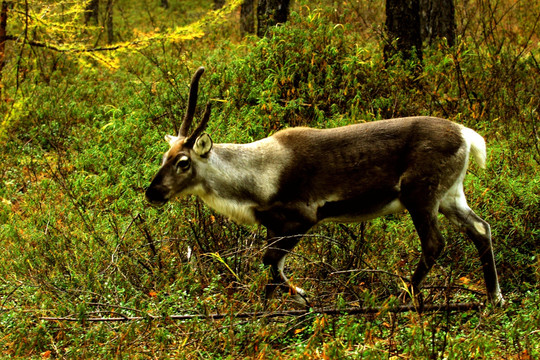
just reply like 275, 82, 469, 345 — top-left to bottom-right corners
1, 282, 24, 309
331, 268, 409, 282
40, 302, 483, 323
88, 302, 146, 315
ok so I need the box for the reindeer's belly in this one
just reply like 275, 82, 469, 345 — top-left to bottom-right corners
317, 188, 405, 223
319, 198, 405, 223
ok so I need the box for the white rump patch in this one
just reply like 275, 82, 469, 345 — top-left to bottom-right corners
460, 126, 487, 169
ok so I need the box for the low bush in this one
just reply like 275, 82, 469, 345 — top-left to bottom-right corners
0, 0, 538, 358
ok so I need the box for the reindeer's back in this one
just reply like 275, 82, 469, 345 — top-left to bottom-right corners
270, 117, 464, 204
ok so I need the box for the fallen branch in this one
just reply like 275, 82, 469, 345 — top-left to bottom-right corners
40, 302, 483, 323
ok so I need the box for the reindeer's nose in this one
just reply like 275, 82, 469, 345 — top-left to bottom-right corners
145, 186, 168, 207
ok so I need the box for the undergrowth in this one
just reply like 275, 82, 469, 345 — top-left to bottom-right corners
0, 0, 539, 358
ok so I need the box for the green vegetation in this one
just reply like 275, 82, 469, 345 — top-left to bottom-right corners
1, 0, 538, 358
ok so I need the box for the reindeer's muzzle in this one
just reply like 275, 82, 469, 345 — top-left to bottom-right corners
145, 186, 169, 207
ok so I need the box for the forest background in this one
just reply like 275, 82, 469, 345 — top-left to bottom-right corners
0, 0, 538, 358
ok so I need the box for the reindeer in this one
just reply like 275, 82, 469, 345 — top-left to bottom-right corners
145, 67, 504, 306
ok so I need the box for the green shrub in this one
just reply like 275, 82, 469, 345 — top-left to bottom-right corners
0, 0, 538, 358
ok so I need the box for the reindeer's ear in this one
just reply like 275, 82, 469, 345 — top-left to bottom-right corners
165, 135, 178, 145
193, 133, 213, 157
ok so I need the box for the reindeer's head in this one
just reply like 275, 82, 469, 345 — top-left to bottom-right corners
145, 67, 213, 206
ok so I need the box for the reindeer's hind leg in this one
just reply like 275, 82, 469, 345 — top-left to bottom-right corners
440, 186, 504, 305
407, 207, 446, 298
399, 175, 447, 304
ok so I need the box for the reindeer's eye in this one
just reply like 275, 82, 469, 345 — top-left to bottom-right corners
176, 156, 191, 171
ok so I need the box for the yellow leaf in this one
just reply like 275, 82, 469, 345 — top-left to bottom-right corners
101, 122, 114, 131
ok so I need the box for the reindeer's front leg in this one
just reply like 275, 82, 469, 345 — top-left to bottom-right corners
259, 211, 315, 305
263, 240, 305, 299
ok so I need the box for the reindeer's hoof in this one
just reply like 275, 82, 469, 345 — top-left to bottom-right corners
289, 286, 311, 307
488, 291, 506, 307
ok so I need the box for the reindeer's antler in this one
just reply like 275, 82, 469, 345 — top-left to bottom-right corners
179, 67, 205, 137
185, 103, 212, 148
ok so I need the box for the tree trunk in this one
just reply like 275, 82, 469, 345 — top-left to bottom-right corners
240, 0, 255, 35
420, 0, 456, 46
214, 0, 225, 10
384, 0, 422, 62
105, 0, 114, 44
257, 0, 291, 37
84, 0, 99, 25
0, 1, 8, 82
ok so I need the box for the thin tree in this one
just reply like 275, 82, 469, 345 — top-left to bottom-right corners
384, 0, 422, 62
420, 0, 456, 46
240, 0, 255, 35
84, 0, 99, 25
0, 1, 8, 82
256, 0, 291, 37
384, 0, 456, 66
105, 0, 114, 44
214, 0, 225, 9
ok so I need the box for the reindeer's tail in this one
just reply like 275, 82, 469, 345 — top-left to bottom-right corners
461, 126, 487, 169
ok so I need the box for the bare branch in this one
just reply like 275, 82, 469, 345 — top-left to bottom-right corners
3, 35, 123, 52
40, 302, 483, 322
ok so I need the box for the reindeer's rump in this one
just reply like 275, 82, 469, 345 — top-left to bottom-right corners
270, 116, 467, 222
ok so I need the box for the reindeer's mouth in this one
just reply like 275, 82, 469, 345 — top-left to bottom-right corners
146, 198, 168, 207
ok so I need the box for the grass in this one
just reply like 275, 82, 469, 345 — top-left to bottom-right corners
1, 0, 539, 358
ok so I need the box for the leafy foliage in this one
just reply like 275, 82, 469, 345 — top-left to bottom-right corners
0, 0, 539, 358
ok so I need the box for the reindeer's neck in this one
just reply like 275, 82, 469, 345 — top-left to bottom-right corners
193, 139, 289, 224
